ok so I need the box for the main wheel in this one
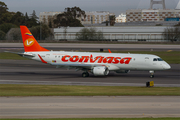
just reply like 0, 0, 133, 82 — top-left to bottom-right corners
150, 75, 154, 78
82, 72, 89, 77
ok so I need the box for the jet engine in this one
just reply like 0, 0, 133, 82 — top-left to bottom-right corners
115, 70, 130, 73
92, 66, 109, 76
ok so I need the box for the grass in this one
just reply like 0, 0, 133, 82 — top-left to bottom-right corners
0, 118, 180, 120
0, 52, 28, 60
0, 84, 179, 96
0, 51, 179, 64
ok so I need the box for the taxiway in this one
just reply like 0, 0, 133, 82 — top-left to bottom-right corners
0, 60, 179, 87
0, 96, 180, 118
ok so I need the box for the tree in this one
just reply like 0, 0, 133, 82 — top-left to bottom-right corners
106, 20, 108, 26
0, 1, 8, 15
0, 30, 6, 40
0, 1, 12, 24
163, 26, 180, 42
65, 6, 86, 20
0, 23, 18, 33
11, 11, 25, 26
0, 12, 13, 24
24, 12, 32, 28
25, 12, 29, 21
109, 15, 115, 26
53, 6, 86, 27
29, 10, 39, 27
30, 10, 38, 20
49, 21, 52, 28
0, 2, 39, 27
76, 27, 104, 41
30, 24, 53, 40
9, 28, 21, 40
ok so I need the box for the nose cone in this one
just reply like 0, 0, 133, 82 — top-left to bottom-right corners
163, 63, 171, 70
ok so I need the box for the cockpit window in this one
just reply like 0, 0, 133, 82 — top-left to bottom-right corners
157, 58, 163, 61
153, 58, 164, 61
153, 58, 157, 61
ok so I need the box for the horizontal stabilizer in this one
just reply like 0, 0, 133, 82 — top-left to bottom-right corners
18, 53, 35, 57
4, 51, 35, 57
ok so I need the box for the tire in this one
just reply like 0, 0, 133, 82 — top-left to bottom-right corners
150, 75, 154, 78
82, 72, 89, 77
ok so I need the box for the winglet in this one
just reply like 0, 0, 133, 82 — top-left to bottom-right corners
108, 49, 112, 53
20, 26, 49, 52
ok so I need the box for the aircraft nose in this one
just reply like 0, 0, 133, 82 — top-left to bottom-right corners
163, 63, 171, 70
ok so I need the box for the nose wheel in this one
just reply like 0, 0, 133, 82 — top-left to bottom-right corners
149, 70, 154, 78
82, 72, 89, 77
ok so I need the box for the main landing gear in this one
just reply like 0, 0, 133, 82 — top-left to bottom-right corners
82, 72, 89, 77
149, 70, 154, 78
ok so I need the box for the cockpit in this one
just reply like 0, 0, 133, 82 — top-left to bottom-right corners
153, 58, 164, 61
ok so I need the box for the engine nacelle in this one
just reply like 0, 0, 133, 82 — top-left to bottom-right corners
115, 70, 130, 73
92, 66, 109, 76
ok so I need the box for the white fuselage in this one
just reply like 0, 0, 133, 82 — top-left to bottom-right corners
23, 51, 171, 71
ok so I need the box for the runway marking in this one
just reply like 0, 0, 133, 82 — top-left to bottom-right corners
0, 80, 179, 87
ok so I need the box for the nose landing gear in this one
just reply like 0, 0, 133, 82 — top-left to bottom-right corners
149, 70, 154, 78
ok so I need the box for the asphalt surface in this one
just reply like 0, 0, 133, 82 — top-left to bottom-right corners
0, 59, 179, 87
1, 43, 180, 52
0, 43, 180, 86
0, 43, 180, 118
0, 96, 180, 118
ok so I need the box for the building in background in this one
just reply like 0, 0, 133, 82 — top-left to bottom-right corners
81, 11, 114, 24
39, 12, 62, 27
126, 9, 180, 22
126, 0, 180, 22
54, 26, 169, 42
115, 13, 126, 23
39, 11, 114, 26
126, 9, 142, 22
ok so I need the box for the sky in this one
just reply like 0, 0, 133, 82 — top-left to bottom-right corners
2, 0, 179, 17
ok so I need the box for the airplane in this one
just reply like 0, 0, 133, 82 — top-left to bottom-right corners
14, 25, 171, 78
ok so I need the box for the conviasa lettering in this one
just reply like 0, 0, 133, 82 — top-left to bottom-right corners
61, 54, 132, 64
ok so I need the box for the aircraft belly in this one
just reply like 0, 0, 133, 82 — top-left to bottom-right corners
107, 64, 120, 70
